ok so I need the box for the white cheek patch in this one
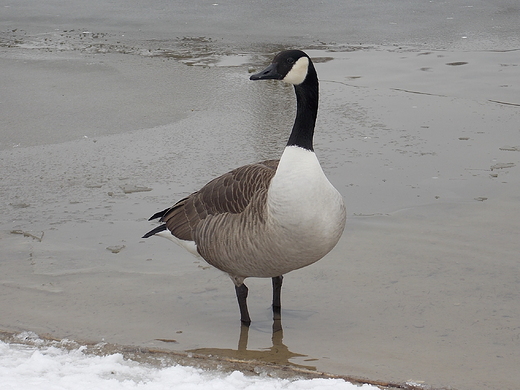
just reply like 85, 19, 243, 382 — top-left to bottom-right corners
282, 56, 309, 85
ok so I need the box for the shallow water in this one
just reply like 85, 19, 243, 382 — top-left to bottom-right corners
1, 3, 520, 390
2, 0, 520, 50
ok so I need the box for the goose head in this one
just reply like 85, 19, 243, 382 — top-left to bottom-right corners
250, 50, 312, 86
250, 50, 319, 151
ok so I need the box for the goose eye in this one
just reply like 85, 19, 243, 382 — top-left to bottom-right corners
287, 57, 295, 64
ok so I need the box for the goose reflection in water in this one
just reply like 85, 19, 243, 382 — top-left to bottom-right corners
187, 319, 317, 371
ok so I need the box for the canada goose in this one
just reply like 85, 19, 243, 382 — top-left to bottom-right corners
143, 50, 346, 326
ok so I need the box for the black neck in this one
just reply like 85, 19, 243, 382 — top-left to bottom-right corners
286, 63, 319, 152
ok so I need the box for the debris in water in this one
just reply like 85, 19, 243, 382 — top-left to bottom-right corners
106, 245, 125, 253
490, 162, 515, 171
9, 203, 30, 208
446, 61, 468, 66
155, 338, 178, 343
120, 184, 152, 194
499, 146, 520, 151
10, 230, 44, 242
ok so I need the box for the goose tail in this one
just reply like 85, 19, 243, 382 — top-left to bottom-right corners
148, 207, 171, 221
142, 224, 167, 238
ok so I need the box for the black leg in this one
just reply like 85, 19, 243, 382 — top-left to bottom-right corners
235, 283, 251, 326
272, 275, 283, 320
238, 323, 249, 351
272, 317, 283, 335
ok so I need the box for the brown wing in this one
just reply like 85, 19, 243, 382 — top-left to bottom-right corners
157, 160, 279, 241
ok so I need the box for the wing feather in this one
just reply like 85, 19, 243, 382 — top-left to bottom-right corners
156, 160, 279, 241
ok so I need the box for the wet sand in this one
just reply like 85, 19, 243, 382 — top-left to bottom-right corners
1, 17, 520, 390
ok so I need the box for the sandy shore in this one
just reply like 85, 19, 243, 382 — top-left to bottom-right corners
1, 32, 519, 390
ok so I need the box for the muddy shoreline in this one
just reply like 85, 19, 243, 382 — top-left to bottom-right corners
0, 330, 432, 390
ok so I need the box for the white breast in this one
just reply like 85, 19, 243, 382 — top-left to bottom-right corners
267, 146, 346, 255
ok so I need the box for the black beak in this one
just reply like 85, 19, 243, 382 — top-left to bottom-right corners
250, 63, 283, 81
